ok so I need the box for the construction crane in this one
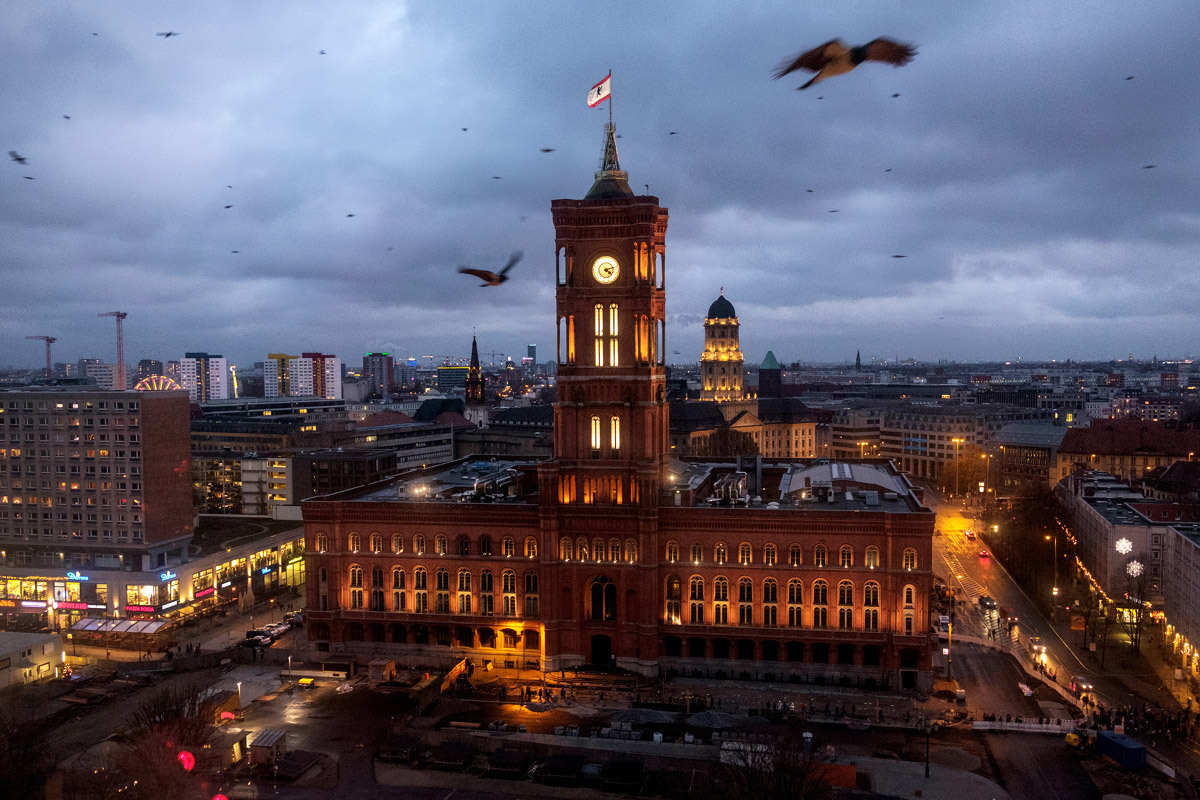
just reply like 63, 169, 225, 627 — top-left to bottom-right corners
98, 312, 128, 390
25, 335, 56, 380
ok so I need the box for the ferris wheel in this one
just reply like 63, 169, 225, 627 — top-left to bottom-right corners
134, 374, 182, 392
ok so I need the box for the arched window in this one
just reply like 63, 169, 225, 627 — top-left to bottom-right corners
865, 546, 879, 569
787, 579, 803, 627
609, 539, 621, 562
414, 535, 425, 555
391, 534, 403, 554
413, 567, 428, 612
759, 578, 777, 626
525, 537, 538, 559
348, 532, 361, 553
594, 304, 604, 367
864, 581, 880, 631
713, 577, 730, 625
689, 576, 705, 624
435, 568, 450, 612
789, 544, 802, 566
666, 576, 682, 624
624, 539, 637, 562
902, 548, 917, 570
715, 542, 728, 565
813, 545, 827, 567
560, 538, 573, 560
609, 303, 620, 367
593, 538, 604, 561
764, 544, 777, 566
479, 535, 492, 556
370, 533, 383, 553
435, 535, 447, 556
812, 582, 828, 628
480, 570, 494, 616
457, 535, 470, 556
738, 543, 752, 565
576, 538, 589, 560
691, 542, 704, 563
371, 565, 384, 587
589, 576, 616, 621
666, 541, 679, 563
524, 572, 540, 617
502, 570, 517, 616
590, 415, 601, 451
502, 537, 515, 557
457, 569, 472, 613
349, 565, 363, 609
737, 578, 753, 625
837, 580, 854, 629
839, 546, 853, 568
610, 415, 621, 452
903, 585, 915, 607
314, 532, 328, 552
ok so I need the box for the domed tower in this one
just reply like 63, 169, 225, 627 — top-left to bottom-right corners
700, 289, 744, 401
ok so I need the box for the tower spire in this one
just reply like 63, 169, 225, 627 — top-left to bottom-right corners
585, 122, 633, 200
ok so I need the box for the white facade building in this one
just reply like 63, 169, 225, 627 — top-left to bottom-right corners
180, 353, 230, 403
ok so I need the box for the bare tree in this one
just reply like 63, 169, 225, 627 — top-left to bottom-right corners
0, 688, 54, 800
117, 679, 223, 800
1117, 554, 1150, 653
713, 729, 835, 800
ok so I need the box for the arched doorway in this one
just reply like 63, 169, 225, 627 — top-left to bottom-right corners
590, 634, 613, 668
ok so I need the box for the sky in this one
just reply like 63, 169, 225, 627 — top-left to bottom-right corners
3, 2, 1199, 372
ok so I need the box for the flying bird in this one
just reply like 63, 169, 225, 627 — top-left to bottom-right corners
24, 176, 35, 180
884, 168, 892, 172
806, 189, 813, 193
346, 213, 355, 217
669, 131, 677, 135
224, 204, 233, 209
226, 185, 232, 188
319, 50, 326, 55
492, 176, 502, 180
774, 38, 917, 90
828, 209, 839, 213
458, 250, 523, 287
892, 255, 906, 258
156, 31, 179, 38
1125, 75, 1134, 80
539, 148, 555, 153
63, 115, 71, 119
461, 127, 467, 132
9, 151, 28, 165
231, 250, 239, 253
891, 93, 901, 98
1142, 165, 1157, 169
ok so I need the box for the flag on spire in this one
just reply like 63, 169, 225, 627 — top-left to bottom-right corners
587, 72, 612, 107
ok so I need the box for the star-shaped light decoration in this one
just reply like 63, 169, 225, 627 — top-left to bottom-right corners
1126, 560, 1143, 578
1115, 537, 1133, 555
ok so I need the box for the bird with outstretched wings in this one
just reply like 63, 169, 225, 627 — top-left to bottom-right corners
774, 38, 916, 90
8, 151, 28, 165
458, 250, 523, 287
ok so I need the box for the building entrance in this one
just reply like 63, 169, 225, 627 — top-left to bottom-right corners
590, 634, 613, 668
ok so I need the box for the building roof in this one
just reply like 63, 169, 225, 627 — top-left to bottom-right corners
0, 631, 59, 655
251, 729, 286, 749
1059, 420, 1200, 456
760, 351, 781, 370
412, 398, 464, 422
707, 291, 736, 320
584, 124, 634, 200
491, 405, 554, 427
357, 410, 415, 427
756, 397, 815, 425
991, 422, 1068, 449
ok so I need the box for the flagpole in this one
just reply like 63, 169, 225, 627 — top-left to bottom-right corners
608, 70, 613, 130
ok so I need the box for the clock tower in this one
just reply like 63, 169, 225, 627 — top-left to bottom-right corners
540, 123, 669, 673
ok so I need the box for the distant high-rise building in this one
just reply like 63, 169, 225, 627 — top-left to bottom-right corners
436, 365, 469, 391
86, 363, 136, 391
165, 360, 181, 383
363, 352, 395, 397
301, 353, 342, 400
138, 359, 164, 380
77, 358, 101, 379
264, 353, 298, 398
180, 352, 230, 402
527, 344, 536, 362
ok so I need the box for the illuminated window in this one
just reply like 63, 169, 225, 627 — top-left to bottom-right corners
689, 576, 704, 623
349, 565, 363, 609
813, 545, 827, 567
666, 576, 681, 624
789, 544, 801, 566
590, 416, 601, 451
524, 537, 537, 558
347, 532, 360, 553
739, 543, 752, 565
594, 304, 604, 366
666, 541, 679, 562
609, 304, 619, 366
762, 579, 778, 626
369, 533, 382, 553
413, 535, 425, 555
624, 539, 637, 562
865, 546, 879, 568
691, 542, 703, 563
902, 548, 917, 570
839, 546, 853, 568
764, 544, 776, 566
435, 535, 447, 555
787, 579, 803, 626
391, 534, 403, 554
609, 416, 621, 452
864, 581, 880, 631
715, 542, 727, 565
560, 538, 573, 560
314, 533, 328, 553
713, 577, 729, 625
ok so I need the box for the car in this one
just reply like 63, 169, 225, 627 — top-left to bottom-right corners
977, 595, 997, 610
236, 636, 270, 648
964, 530, 977, 540
1028, 636, 1046, 654
978, 549, 990, 559
1069, 675, 1094, 695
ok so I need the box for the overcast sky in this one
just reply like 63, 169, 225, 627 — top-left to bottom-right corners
3, 2, 1198, 372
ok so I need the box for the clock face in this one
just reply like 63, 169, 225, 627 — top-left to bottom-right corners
592, 255, 620, 284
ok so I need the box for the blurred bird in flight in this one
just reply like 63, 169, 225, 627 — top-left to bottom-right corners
774, 38, 916, 90
459, 251, 523, 287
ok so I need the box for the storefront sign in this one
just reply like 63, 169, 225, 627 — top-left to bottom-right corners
220, 581, 232, 588
66, 571, 90, 581
56, 601, 89, 610
161, 600, 179, 610
260, 566, 273, 575
124, 604, 155, 613
287, 556, 304, 565
21, 600, 47, 609
160, 570, 177, 582
86, 603, 108, 609
0, 599, 16, 608
194, 587, 215, 598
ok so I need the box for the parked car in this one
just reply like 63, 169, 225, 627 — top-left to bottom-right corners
236, 636, 270, 648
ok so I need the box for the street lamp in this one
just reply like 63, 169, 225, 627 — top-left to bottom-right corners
980, 453, 992, 508
1045, 534, 1059, 613
922, 719, 933, 778
857, 441, 869, 459
951, 438, 964, 497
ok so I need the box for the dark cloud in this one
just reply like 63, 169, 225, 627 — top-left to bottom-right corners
2, 1, 1198, 370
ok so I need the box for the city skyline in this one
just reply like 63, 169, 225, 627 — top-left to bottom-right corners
3, 2, 1199, 368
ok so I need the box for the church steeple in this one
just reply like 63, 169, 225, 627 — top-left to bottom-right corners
466, 334, 483, 403
584, 123, 633, 200
855, 350, 861, 372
